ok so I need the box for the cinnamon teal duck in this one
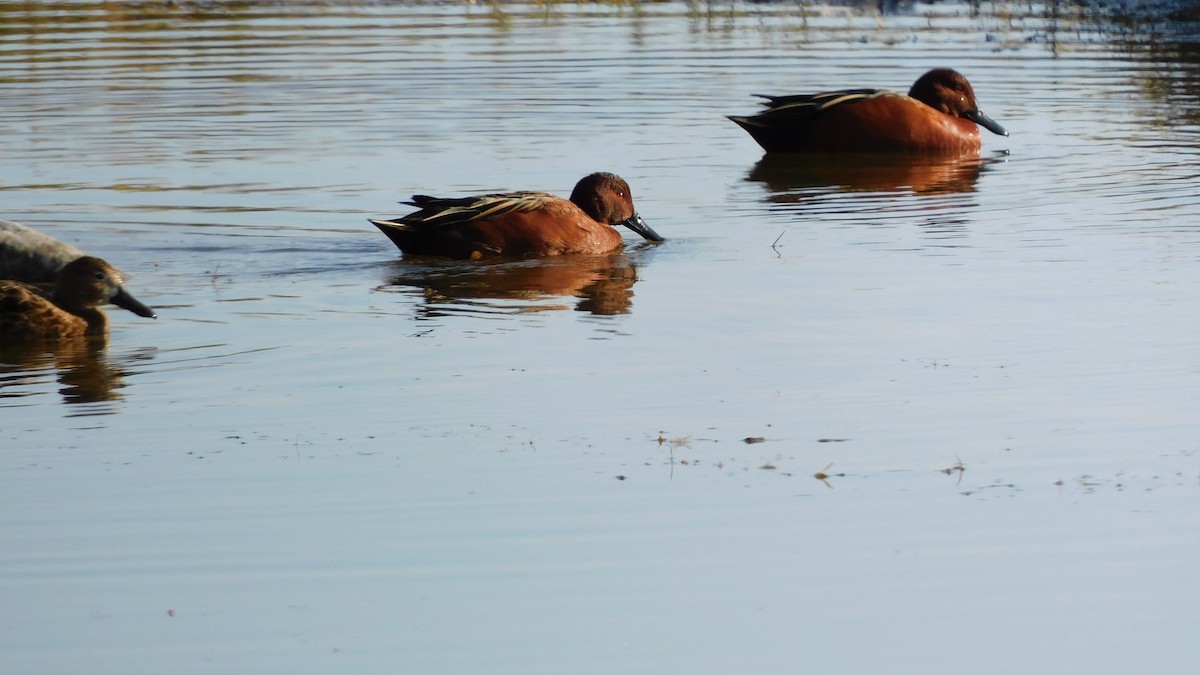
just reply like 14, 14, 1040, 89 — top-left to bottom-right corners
728, 68, 1008, 154
369, 172, 662, 259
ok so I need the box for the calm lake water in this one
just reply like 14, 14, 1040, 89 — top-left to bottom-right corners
2, 1, 1198, 672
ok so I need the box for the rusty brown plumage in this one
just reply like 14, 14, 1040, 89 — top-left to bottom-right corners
370, 172, 663, 259
728, 68, 1008, 154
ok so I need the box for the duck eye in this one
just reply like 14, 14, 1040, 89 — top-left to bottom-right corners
94, 272, 106, 280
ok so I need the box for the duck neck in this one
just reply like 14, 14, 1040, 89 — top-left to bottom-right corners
52, 293, 110, 335
75, 306, 110, 335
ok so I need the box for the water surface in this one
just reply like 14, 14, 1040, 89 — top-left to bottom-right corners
2, 2, 1198, 673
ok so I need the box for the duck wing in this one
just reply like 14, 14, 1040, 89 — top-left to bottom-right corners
753, 87, 884, 115
0, 220, 85, 283
396, 191, 558, 229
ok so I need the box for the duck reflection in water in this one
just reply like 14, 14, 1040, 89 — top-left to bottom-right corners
745, 151, 1008, 200
0, 338, 152, 407
379, 252, 645, 318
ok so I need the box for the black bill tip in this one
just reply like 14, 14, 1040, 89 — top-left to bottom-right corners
620, 213, 664, 243
968, 109, 1009, 137
111, 287, 157, 319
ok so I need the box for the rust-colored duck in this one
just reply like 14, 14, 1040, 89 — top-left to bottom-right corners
728, 68, 1008, 154
370, 172, 662, 259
